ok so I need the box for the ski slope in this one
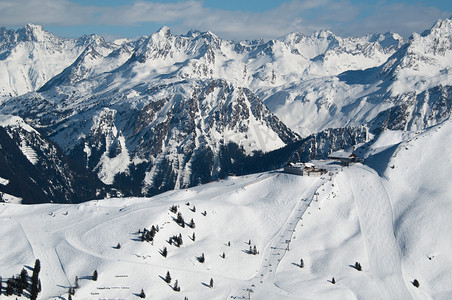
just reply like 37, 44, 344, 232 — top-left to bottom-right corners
1, 121, 452, 299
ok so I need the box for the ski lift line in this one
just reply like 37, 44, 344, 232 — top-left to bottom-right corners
231, 177, 328, 299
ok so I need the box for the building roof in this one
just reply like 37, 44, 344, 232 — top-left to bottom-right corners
328, 151, 357, 159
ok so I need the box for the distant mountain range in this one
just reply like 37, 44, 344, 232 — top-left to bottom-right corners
0, 18, 451, 203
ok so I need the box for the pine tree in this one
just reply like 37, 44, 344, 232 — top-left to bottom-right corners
5, 278, 13, 296
93, 269, 98, 281
222, 252, 225, 258
176, 212, 185, 227
173, 279, 180, 292
189, 218, 195, 228
331, 277, 336, 284
227, 241, 231, 246
30, 259, 41, 300
33, 259, 41, 275
192, 232, 196, 241
139, 288, 146, 298
210, 278, 214, 288
165, 271, 171, 283
17, 276, 23, 296
198, 253, 205, 263
300, 258, 304, 268
178, 233, 183, 246
68, 292, 73, 300
355, 262, 362, 271
413, 279, 420, 288
20, 267, 28, 289
162, 247, 168, 257
253, 245, 258, 255
116, 242, 121, 249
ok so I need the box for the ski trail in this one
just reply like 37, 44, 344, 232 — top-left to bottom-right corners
229, 176, 328, 299
342, 165, 412, 300
19, 219, 72, 295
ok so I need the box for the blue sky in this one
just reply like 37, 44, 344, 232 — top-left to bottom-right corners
0, 0, 450, 41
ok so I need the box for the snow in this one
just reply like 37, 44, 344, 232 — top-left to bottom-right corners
0, 114, 38, 133
1, 120, 451, 299
19, 141, 39, 165
0, 176, 9, 185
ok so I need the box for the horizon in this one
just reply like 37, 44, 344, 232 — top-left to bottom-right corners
0, 0, 451, 42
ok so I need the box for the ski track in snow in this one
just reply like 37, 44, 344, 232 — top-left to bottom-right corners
19, 218, 72, 295
230, 175, 328, 299
341, 165, 413, 300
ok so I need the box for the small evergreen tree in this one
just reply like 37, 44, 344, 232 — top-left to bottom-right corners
178, 233, 183, 246
162, 247, 168, 257
176, 212, 185, 227
173, 280, 180, 292
139, 288, 146, 298
227, 241, 231, 246
116, 243, 121, 249
192, 232, 196, 241
331, 277, 336, 284
68, 292, 73, 300
93, 269, 98, 281
165, 271, 171, 283
198, 253, 205, 263
189, 218, 195, 229
413, 279, 420, 288
31, 259, 41, 300
222, 252, 225, 258
355, 262, 362, 271
33, 259, 41, 275
300, 258, 304, 268
5, 278, 13, 296
210, 278, 214, 288
20, 268, 28, 289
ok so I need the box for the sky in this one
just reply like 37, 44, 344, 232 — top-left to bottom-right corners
0, 0, 451, 41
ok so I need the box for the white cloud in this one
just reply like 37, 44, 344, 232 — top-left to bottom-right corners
0, 0, 96, 26
0, 0, 449, 40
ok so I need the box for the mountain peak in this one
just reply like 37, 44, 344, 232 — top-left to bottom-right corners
156, 26, 172, 38
17, 23, 53, 42
421, 17, 452, 38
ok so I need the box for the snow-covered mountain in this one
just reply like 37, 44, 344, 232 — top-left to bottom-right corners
0, 18, 451, 202
0, 119, 451, 299
0, 24, 118, 97
267, 18, 452, 135
0, 114, 114, 204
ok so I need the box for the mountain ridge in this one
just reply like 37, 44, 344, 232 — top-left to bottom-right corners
0, 18, 451, 202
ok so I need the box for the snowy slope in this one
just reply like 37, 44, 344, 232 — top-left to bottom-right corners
1, 120, 451, 299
